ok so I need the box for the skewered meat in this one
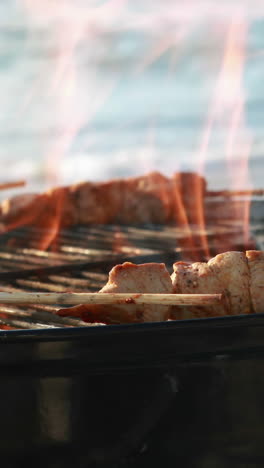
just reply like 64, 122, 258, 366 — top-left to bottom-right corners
246, 250, 264, 314
58, 250, 264, 324
115, 172, 172, 224
58, 262, 173, 323
0, 170, 254, 263
0, 171, 206, 231
170, 251, 251, 319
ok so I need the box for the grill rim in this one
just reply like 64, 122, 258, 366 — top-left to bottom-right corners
1, 310, 264, 342
0, 312, 264, 376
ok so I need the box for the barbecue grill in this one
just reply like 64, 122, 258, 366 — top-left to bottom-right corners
0, 195, 264, 467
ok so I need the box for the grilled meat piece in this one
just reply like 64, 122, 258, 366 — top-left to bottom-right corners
246, 250, 264, 314
58, 262, 173, 323
68, 172, 172, 225
0, 171, 206, 230
170, 251, 252, 319
170, 261, 227, 319
58, 250, 264, 324
69, 180, 125, 225
117, 172, 171, 224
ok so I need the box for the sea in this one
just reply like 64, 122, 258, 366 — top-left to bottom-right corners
0, 0, 264, 199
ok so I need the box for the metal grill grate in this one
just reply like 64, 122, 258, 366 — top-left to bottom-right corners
0, 204, 262, 330
0, 224, 184, 329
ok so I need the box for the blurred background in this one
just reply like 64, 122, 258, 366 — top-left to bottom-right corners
0, 0, 263, 195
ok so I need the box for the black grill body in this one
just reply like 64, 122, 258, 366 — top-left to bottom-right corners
1, 315, 264, 468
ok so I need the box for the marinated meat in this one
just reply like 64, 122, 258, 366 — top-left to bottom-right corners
70, 180, 125, 225
0, 171, 206, 230
246, 250, 264, 314
70, 172, 171, 225
208, 251, 251, 315
170, 251, 251, 319
58, 262, 173, 323
170, 261, 226, 319
117, 172, 171, 224
58, 251, 264, 324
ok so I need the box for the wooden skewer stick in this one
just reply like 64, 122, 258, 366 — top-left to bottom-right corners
0, 292, 223, 306
0, 180, 26, 191
207, 188, 264, 198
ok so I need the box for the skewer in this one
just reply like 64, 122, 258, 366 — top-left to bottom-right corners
207, 188, 264, 198
0, 180, 26, 191
0, 292, 223, 306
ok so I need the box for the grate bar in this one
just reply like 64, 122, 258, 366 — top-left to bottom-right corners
0, 250, 183, 282
0, 305, 90, 328
0, 221, 261, 330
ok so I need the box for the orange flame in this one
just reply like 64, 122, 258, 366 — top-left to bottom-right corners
163, 14, 253, 261
2, 4, 255, 259
13, 0, 128, 249
219, 16, 252, 248
193, 13, 253, 256
1, 188, 69, 250
171, 172, 209, 261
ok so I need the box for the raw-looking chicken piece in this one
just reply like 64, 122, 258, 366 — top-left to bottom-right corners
171, 251, 252, 319
246, 250, 264, 314
58, 262, 173, 323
